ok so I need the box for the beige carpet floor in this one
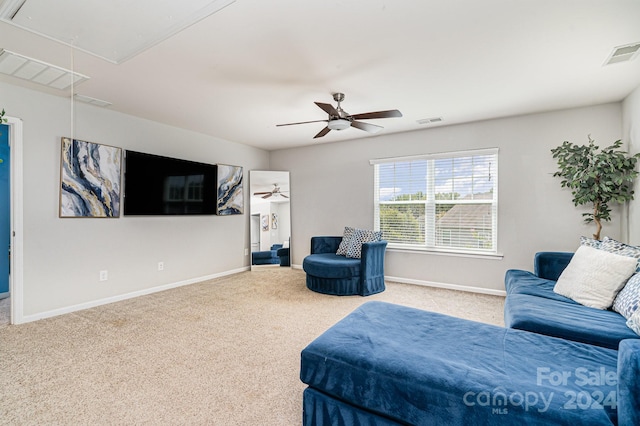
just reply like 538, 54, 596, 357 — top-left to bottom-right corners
0, 268, 504, 425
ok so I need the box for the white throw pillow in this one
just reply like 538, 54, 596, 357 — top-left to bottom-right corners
553, 245, 637, 310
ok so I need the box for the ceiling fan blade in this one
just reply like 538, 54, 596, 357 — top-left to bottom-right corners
351, 121, 383, 133
276, 119, 328, 127
351, 109, 403, 120
262, 193, 273, 199
313, 126, 331, 139
253, 191, 272, 195
280, 194, 289, 198
314, 102, 340, 116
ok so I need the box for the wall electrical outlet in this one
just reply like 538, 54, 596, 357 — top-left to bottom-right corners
158, 262, 164, 271
244, 248, 249, 256
99, 270, 108, 281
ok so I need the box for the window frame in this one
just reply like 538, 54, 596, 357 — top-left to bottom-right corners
371, 148, 499, 256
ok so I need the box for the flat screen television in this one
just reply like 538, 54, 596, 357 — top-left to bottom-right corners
123, 150, 217, 215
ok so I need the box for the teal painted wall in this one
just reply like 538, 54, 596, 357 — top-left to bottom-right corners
0, 123, 8, 295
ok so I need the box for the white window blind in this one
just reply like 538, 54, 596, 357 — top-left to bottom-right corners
372, 149, 498, 254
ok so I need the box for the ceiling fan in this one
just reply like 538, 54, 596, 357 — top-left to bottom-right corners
276, 93, 402, 139
253, 184, 289, 199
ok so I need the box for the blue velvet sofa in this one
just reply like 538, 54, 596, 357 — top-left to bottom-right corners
251, 244, 283, 265
302, 236, 387, 296
301, 301, 640, 425
504, 252, 639, 350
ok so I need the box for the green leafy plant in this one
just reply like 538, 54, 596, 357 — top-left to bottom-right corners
551, 135, 640, 240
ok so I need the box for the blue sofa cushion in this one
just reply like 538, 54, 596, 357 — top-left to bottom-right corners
302, 253, 361, 279
301, 301, 618, 425
505, 293, 639, 349
533, 252, 574, 281
311, 236, 342, 255
505, 269, 578, 303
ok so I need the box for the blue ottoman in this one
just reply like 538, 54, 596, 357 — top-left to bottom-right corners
300, 301, 638, 425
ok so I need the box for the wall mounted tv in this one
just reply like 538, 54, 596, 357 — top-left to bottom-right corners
123, 150, 217, 215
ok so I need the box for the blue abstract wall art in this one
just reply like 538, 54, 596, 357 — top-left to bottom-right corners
216, 164, 243, 215
60, 137, 122, 218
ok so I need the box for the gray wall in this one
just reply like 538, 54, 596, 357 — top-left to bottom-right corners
4, 77, 637, 318
623, 84, 640, 245
2, 82, 269, 320
271, 103, 624, 293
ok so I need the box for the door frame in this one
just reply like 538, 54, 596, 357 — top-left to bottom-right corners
6, 116, 24, 324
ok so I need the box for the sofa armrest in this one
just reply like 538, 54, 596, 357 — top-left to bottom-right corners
310, 236, 343, 254
360, 240, 387, 276
533, 252, 574, 281
618, 339, 640, 426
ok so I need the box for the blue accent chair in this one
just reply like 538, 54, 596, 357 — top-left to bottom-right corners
276, 247, 290, 266
302, 236, 387, 296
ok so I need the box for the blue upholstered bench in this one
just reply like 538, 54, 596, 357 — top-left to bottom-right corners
251, 244, 283, 265
301, 301, 640, 425
302, 236, 387, 296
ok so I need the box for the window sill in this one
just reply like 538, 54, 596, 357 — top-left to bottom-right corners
387, 245, 504, 260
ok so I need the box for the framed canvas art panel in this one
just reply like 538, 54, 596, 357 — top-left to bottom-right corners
60, 137, 122, 218
216, 164, 244, 215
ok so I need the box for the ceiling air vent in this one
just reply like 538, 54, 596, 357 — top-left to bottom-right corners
417, 117, 443, 125
604, 42, 640, 65
0, 49, 89, 90
74, 94, 112, 108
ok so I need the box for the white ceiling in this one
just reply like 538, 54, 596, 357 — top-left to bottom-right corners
1, 0, 640, 151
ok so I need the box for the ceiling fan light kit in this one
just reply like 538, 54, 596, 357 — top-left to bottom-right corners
327, 118, 351, 131
277, 92, 402, 139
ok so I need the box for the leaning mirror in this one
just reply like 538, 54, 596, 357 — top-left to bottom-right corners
249, 171, 291, 269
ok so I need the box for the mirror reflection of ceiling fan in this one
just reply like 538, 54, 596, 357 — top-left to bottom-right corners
253, 183, 289, 199
277, 92, 402, 139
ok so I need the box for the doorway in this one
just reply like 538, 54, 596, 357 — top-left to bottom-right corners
0, 123, 9, 321
1, 117, 24, 325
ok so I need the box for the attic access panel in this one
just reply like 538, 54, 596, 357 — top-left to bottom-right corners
0, 0, 235, 64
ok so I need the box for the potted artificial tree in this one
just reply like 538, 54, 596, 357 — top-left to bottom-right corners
551, 135, 640, 240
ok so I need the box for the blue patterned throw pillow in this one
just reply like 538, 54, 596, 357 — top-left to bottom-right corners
627, 309, 640, 336
346, 228, 383, 259
601, 237, 640, 272
580, 236, 602, 249
613, 272, 640, 319
336, 227, 356, 256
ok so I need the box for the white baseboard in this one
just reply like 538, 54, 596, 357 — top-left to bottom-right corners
385, 275, 506, 297
18, 267, 250, 324
292, 265, 505, 296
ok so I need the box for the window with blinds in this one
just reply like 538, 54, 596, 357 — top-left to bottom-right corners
371, 149, 498, 254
